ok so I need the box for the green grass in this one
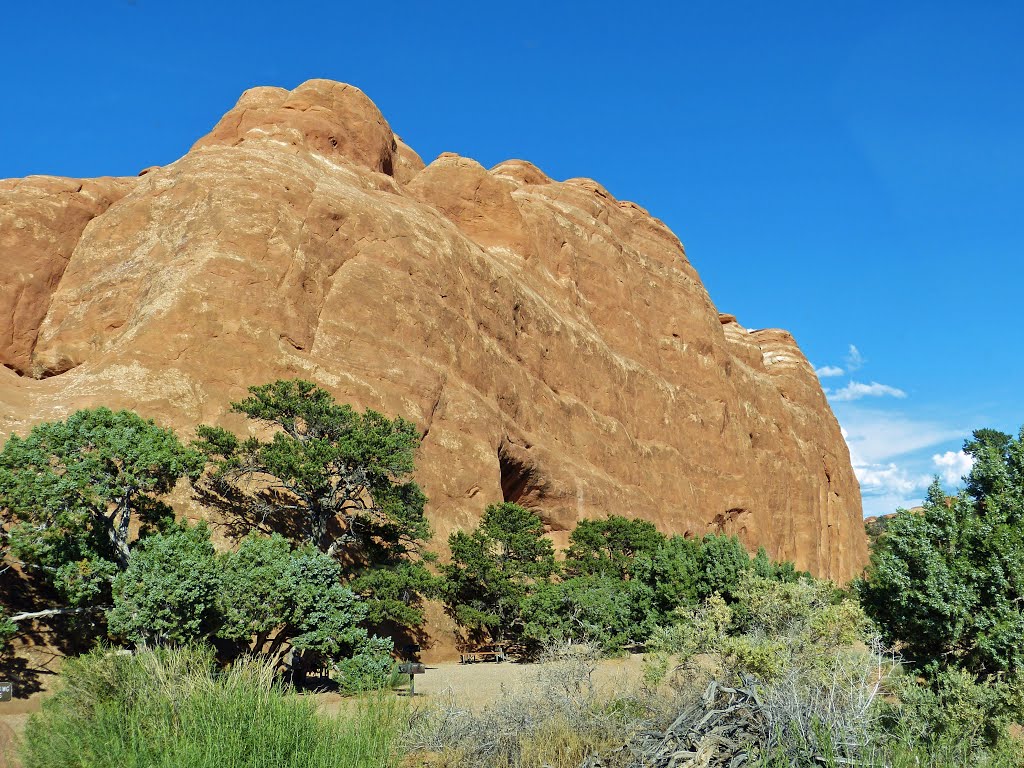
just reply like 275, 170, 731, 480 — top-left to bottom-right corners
21, 645, 404, 768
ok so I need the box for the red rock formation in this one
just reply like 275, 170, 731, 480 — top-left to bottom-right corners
0, 80, 867, 595
0, 176, 135, 376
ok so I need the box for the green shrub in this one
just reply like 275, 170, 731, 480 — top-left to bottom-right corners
218, 533, 395, 678
696, 534, 752, 602
21, 645, 404, 768
333, 637, 399, 694
646, 573, 891, 766
881, 665, 1024, 765
441, 502, 557, 643
108, 523, 222, 646
521, 574, 651, 653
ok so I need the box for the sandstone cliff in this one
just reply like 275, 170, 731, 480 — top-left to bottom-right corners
0, 79, 867, 586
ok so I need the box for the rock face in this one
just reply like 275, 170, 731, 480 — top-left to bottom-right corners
0, 176, 136, 376
0, 80, 867, 593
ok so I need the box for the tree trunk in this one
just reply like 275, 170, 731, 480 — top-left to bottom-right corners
107, 498, 133, 568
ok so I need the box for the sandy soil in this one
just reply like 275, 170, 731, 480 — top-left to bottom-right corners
317, 653, 648, 715
402, 654, 646, 707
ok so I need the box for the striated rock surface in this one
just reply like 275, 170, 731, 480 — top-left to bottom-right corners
0, 175, 136, 376
0, 80, 867, 603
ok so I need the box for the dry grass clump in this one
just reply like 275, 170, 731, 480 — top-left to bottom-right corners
402, 643, 682, 768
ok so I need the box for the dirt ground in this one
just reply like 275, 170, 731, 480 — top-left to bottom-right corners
414, 653, 646, 705
0, 654, 648, 766
318, 653, 648, 714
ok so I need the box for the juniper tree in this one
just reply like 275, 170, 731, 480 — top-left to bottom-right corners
0, 408, 204, 607
194, 379, 434, 627
441, 502, 557, 643
860, 427, 1024, 678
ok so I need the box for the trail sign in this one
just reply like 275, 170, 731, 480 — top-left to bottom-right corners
0, 682, 12, 702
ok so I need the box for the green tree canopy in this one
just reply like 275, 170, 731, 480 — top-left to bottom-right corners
0, 408, 204, 605
521, 574, 652, 653
441, 502, 556, 643
633, 534, 703, 619
194, 379, 433, 627
696, 534, 754, 602
217, 532, 388, 666
859, 427, 1024, 679
564, 515, 664, 579
107, 523, 221, 647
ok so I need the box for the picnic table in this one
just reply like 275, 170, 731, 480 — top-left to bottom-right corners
459, 643, 509, 663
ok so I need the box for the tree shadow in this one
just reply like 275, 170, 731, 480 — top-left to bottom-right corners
0, 652, 52, 698
371, 619, 432, 661
0, 565, 99, 698
192, 477, 307, 543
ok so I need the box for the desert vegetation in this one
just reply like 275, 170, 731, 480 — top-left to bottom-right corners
1, 381, 1023, 766
20, 645, 403, 768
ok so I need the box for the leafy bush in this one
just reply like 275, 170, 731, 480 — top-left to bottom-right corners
882, 665, 1024, 760
633, 534, 702, 619
441, 502, 556, 643
105, 527, 395, 685
645, 573, 892, 766
696, 533, 754, 602
21, 646, 404, 768
217, 532, 393, 677
107, 523, 221, 646
521, 574, 651, 653
441, 509, 803, 654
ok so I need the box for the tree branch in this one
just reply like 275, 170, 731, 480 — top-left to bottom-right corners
8, 606, 108, 623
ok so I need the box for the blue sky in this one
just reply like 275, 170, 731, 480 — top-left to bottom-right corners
2, 1, 1020, 517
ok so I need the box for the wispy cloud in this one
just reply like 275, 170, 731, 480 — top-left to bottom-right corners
932, 450, 973, 486
845, 344, 865, 372
854, 461, 931, 496
837, 408, 965, 464
815, 365, 845, 377
829, 381, 907, 402
835, 406, 969, 517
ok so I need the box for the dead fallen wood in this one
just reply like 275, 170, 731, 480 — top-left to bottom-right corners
583, 676, 771, 768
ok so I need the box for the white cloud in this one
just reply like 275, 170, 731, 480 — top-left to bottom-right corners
835, 407, 969, 517
932, 450, 974, 486
829, 381, 907, 402
815, 365, 845, 377
861, 491, 929, 518
854, 461, 932, 496
836, 408, 966, 465
845, 344, 865, 372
